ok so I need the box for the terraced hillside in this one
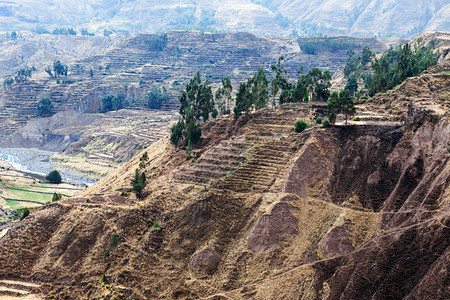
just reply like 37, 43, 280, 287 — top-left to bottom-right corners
0, 31, 397, 137
0, 94, 447, 299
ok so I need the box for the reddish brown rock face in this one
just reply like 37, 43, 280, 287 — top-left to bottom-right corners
319, 226, 355, 257
247, 201, 298, 253
190, 249, 222, 274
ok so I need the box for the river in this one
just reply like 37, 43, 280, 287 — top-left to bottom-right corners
0, 148, 96, 186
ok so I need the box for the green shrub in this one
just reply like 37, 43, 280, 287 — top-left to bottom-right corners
46, 170, 62, 184
170, 120, 184, 146
20, 208, 30, 220
322, 119, 330, 128
131, 169, 146, 200
101, 273, 109, 285
353, 116, 360, 121
110, 234, 119, 248
294, 120, 308, 133
315, 117, 322, 124
52, 192, 62, 202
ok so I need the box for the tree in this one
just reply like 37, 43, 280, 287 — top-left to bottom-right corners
345, 73, 358, 95
147, 87, 169, 109
53, 61, 68, 77
103, 29, 113, 37
170, 120, 185, 146
171, 72, 212, 147
327, 90, 356, 125
361, 46, 373, 65
215, 77, 233, 115
367, 43, 437, 96
344, 50, 360, 77
251, 67, 269, 110
271, 56, 289, 106
101, 91, 129, 112
46, 170, 62, 184
37, 97, 54, 117
131, 169, 146, 200
234, 81, 252, 118
52, 192, 62, 202
305, 68, 331, 102
327, 91, 340, 124
339, 90, 356, 125
292, 73, 308, 103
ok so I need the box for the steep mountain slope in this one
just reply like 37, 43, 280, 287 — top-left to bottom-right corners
0, 61, 448, 298
0, 0, 448, 38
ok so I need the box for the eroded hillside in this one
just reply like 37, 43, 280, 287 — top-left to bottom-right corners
0, 83, 448, 300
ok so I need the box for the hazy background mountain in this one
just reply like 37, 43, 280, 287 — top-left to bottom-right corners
0, 0, 448, 38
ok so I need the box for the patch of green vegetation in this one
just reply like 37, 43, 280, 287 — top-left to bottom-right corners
438, 71, 450, 75
8, 189, 53, 204
6, 200, 20, 207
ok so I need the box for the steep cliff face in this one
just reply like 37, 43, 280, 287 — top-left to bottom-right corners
0, 102, 448, 299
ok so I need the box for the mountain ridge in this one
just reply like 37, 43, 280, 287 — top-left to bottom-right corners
0, 0, 448, 38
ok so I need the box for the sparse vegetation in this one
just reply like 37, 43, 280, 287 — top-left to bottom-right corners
299, 36, 358, 55
146, 33, 168, 51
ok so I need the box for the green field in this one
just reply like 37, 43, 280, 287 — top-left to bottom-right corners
8, 189, 53, 204
6, 200, 20, 207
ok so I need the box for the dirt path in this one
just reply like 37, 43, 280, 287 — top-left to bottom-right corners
0, 280, 41, 299
0, 228, 9, 239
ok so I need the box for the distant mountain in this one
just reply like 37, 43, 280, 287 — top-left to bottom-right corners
0, 0, 448, 38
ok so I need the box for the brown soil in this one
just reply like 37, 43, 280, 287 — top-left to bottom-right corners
0, 98, 447, 299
